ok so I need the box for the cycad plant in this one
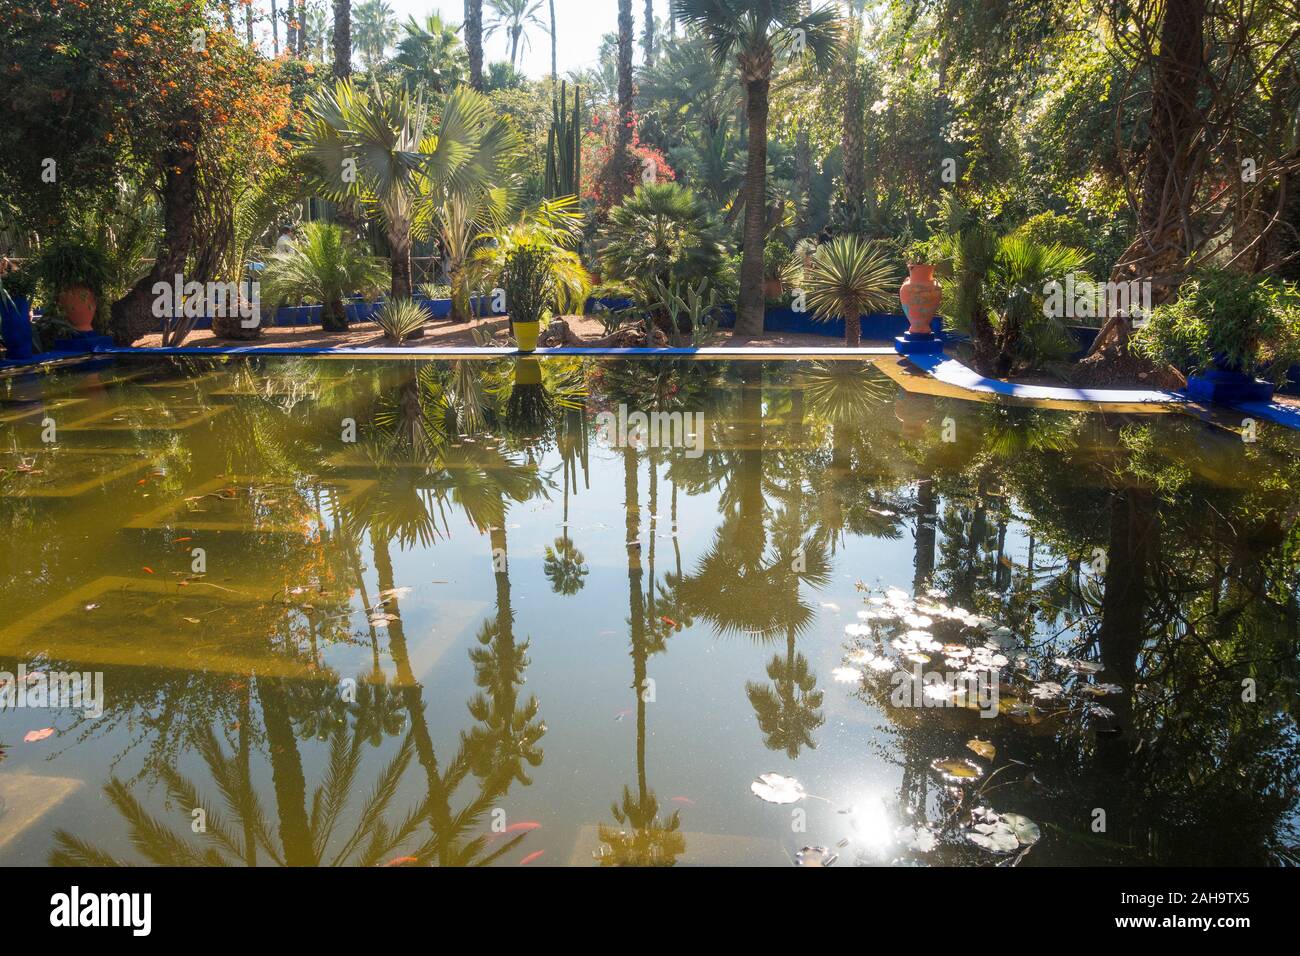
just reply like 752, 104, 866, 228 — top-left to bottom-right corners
260, 221, 389, 332
802, 235, 898, 347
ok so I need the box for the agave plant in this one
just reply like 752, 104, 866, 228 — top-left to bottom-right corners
802, 235, 899, 347
375, 298, 429, 343
260, 222, 389, 333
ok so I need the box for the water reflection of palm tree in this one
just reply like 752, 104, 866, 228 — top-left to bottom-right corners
50, 701, 429, 867
597, 445, 684, 866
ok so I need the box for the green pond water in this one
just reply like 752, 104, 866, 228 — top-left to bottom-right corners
0, 355, 1297, 867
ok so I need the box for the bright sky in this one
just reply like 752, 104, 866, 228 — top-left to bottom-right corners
256, 1, 669, 78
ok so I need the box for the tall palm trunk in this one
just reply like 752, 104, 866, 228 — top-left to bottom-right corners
390, 221, 413, 301
333, 0, 351, 78
737, 67, 772, 335
795, 122, 811, 236
643, 0, 655, 64
613, 0, 636, 204
841, 20, 865, 216
548, 0, 557, 80
246, 2, 254, 44
258, 677, 314, 866
466, 0, 484, 90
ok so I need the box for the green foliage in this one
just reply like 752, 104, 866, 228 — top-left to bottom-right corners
502, 246, 555, 328
802, 236, 898, 344
474, 197, 590, 314
33, 238, 110, 303
1013, 212, 1092, 256
1133, 270, 1300, 385
598, 183, 732, 303
544, 82, 582, 200
375, 298, 429, 343
389, 14, 467, 93
260, 222, 389, 332
764, 236, 790, 281
0, 264, 37, 305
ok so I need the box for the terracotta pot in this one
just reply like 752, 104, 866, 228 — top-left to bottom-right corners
763, 277, 784, 300
58, 286, 97, 332
900, 264, 941, 335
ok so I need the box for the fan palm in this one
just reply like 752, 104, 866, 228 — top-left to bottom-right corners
802, 235, 898, 347
672, 0, 840, 336
390, 13, 467, 93
485, 0, 546, 68
353, 0, 397, 69
260, 222, 389, 332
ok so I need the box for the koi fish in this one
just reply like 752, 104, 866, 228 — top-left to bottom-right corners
519, 851, 545, 866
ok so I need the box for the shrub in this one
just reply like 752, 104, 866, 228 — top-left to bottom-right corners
502, 247, 555, 331
802, 236, 899, 347
260, 223, 389, 333
1133, 269, 1300, 384
598, 182, 731, 303
1013, 212, 1093, 254
375, 298, 429, 343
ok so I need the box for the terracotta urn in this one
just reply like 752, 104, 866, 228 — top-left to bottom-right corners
58, 286, 97, 332
900, 264, 941, 335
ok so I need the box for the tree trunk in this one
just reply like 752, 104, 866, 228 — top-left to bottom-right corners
549, 0, 557, 81
258, 677, 314, 866
246, 2, 254, 45
298, 0, 308, 56
333, 0, 351, 78
643, 0, 655, 64
1088, 0, 1206, 357
842, 43, 865, 216
286, 2, 298, 55
612, 0, 636, 205
738, 72, 772, 336
110, 126, 201, 345
271, 0, 280, 55
844, 311, 860, 347
466, 0, 484, 90
390, 227, 413, 301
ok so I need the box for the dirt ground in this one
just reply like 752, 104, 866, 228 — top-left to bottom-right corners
131, 314, 887, 350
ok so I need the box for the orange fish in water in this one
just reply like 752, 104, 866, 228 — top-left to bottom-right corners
142, 567, 154, 574
519, 850, 545, 866
504, 821, 541, 834
671, 796, 695, 806
660, 616, 678, 628
174, 537, 192, 544
383, 856, 420, 867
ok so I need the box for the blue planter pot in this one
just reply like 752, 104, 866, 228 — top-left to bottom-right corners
1186, 355, 1274, 404
1, 295, 35, 361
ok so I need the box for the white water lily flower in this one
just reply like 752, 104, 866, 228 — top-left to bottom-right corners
751, 773, 806, 804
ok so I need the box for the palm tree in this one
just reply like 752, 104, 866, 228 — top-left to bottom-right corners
333, 0, 352, 77
391, 13, 468, 93
484, 0, 545, 68
801, 235, 898, 347
547, 0, 557, 80
301, 81, 430, 300
353, 0, 397, 70
673, 0, 840, 336
613, 0, 635, 204
466, 0, 485, 89
260, 222, 390, 332
643, 0, 656, 64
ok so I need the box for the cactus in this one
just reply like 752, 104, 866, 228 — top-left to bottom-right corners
544, 82, 582, 199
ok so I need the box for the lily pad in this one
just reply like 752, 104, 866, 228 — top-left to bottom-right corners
794, 845, 837, 866
751, 773, 806, 804
930, 757, 983, 783
966, 739, 997, 761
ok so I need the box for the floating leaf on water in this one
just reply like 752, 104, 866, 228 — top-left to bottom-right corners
1080, 682, 1124, 696
378, 587, 413, 600
1054, 657, 1103, 674
820, 602, 840, 612
930, 758, 983, 783
966, 739, 997, 761
795, 846, 837, 867
899, 825, 937, 853
831, 666, 862, 683
751, 773, 806, 804
1000, 812, 1041, 846
967, 825, 1019, 854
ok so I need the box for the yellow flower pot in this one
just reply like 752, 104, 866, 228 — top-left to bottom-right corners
514, 318, 540, 352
